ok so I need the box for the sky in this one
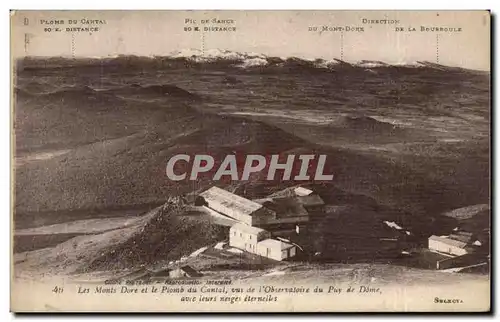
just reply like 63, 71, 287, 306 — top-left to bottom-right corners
11, 10, 491, 70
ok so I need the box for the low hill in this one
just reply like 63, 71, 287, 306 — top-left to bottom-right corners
14, 107, 489, 231
14, 83, 200, 153
82, 199, 227, 272
13, 110, 310, 216
13, 58, 490, 234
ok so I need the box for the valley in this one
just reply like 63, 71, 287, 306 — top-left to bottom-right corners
12, 52, 490, 285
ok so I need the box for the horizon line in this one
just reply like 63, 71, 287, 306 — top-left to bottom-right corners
15, 53, 490, 72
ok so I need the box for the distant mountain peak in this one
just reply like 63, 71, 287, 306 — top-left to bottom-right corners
169, 48, 268, 62
164, 50, 459, 70
18, 49, 476, 72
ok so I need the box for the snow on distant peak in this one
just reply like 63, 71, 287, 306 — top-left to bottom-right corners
236, 57, 269, 68
169, 48, 273, 67
164, 49, 459, 70
169, 48, 268, 63
391, 61, 428, 68
245, 51, 268, 59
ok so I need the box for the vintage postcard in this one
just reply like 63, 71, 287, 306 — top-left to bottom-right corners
10, 10, 491, 312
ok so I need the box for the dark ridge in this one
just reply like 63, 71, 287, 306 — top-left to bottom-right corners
32, 83, 199, 102
47, 85, 97, 95
15, 54, 485, 73
126, 84, 199, 99
338, 115, 399, 132
333, 58, 354, 67
13, 87, 32, 98
222, 76, 241, 85
282, 57, 316, 68
40, 85, 106, 102
172, 115, 307, 151
416, 61, 447, 69
15, 81, 56, 95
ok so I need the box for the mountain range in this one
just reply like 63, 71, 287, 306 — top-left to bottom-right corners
16, 48, 484, 72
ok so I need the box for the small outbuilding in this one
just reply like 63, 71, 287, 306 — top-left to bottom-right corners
169, 265, 203, 278
256, 238, 297, 261
428, 235, 469, 256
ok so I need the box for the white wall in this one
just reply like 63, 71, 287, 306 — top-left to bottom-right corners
229, 228, 251, 250
229, 227, 268, 253
169, 269, 187, 278
256, 243, 296, 261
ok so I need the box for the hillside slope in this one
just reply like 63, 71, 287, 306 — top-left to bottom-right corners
14, 111, 489, 229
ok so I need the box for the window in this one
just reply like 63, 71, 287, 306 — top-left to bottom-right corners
249, 235, 252, 240
240, 233, 242, 238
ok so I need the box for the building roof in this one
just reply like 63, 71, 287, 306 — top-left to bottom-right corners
429, 235, 467, 248
257, 238, 295, 250
296, 194, 325, 207
199, 186, 264, 217
230, 222, 266, 235
449, 233, 473, 243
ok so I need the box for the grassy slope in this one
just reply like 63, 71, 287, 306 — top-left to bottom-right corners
14, 87, 199, 153
13, 67, 490, 232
